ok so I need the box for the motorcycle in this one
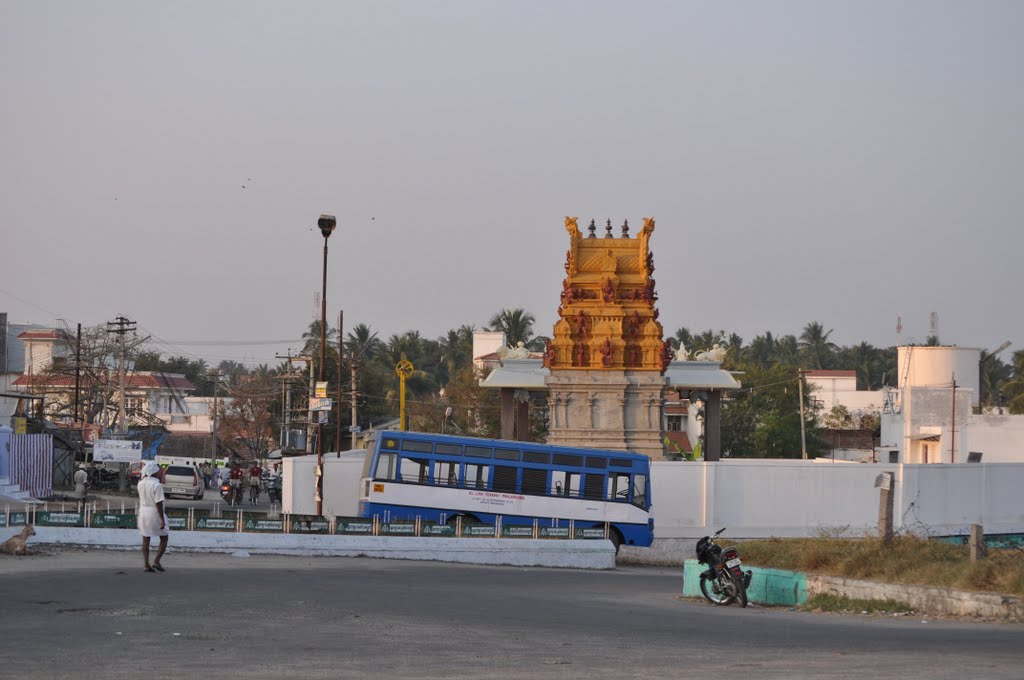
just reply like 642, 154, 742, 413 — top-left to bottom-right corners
696, 527, 752, 608
267, 476, 282, 503
220, 481, 244, 506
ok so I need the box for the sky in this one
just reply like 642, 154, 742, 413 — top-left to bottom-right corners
2, 1, 1022, 368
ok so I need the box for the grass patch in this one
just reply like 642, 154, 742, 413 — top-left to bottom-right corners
802, 594, 915, 615
737, 534, 1024, 597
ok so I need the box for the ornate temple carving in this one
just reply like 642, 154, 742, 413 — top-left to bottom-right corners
548, 216, 665, 371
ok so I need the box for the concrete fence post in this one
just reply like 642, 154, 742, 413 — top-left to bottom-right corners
970, 524, 986, 562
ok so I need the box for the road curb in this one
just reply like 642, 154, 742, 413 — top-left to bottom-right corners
681, 558, 1023, 620
27, 526, 617, 570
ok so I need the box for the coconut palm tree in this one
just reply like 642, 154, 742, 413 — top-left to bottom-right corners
487, 308, 535, 347
799, 321, 837, 370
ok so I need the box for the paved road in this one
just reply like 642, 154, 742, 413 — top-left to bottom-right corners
1, 550, 1021, 679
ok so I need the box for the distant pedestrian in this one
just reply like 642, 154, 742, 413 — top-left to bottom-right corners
212, 465, 221, 489
73, 464, 88, 511
201, 462, 212, 489
137, 461, 169, 573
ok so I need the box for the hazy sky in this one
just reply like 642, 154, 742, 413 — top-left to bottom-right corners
2, 2, 1022, 368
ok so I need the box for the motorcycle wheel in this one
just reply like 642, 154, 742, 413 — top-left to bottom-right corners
699, 573, 737, 606
731, 572, 748, 608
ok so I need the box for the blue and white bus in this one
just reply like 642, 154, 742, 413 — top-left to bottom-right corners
358, 431, 653, 549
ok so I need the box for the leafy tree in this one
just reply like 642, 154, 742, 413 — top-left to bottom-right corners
722, 363, 827, 458
1002, 350, 1024, 414
218, 374, 278, 460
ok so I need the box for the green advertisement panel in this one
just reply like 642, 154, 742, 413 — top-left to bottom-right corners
421, 523, 455, 537
574, 527, 607, 540
501, 525, 535, 538
336, 518, 374, 535
461, 524, 497, 538
289, 515, 329, 534
166, 511, 189, 531
242, 514, 284, 533
539, 527, 570, 539
36, 511, 85, 527
194, 510, 237, 531
3, 511, 29, 527
91, 513, 138, 529
380, 522, 416, 536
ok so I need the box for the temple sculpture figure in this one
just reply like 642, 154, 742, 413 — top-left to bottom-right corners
544, 216, 671, 457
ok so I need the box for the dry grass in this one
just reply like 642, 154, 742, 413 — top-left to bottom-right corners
737, 534, 1024, 598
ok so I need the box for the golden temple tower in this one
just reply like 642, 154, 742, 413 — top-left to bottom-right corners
544, 216, 673, 458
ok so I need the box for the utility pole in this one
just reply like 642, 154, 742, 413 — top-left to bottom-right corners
106, 316, 136, 493
73, 323, 82, 425
351, 350, 358, 449
105, 316, 136, 433
798, 369, 808, 460
950, 374, 957, 464
209, 371, 221, 461
336, 310, 344, 454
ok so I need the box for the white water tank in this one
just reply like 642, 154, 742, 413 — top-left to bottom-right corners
897, 346, 981, 407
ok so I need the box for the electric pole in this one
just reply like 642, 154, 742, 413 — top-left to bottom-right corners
798, 369, 808, 460
106, 316, 136, 493
336, 310, 344, 454
105, 316, 136, 434
209, 371, 221, 461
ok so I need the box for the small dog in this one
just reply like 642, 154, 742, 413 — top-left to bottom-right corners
0, 525, 36, 555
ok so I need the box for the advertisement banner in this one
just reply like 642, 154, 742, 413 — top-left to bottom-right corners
91, 513, 137, 529
93, 440, 144, 463
309, 397, 332, 412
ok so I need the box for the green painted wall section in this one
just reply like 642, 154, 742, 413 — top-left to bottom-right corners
682, 559, 808, 606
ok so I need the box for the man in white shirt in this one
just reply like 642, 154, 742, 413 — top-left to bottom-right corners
73, 464, 88, 511
137, 461, 169, 573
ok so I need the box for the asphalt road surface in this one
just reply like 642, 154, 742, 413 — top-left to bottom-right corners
1, 549, 1021, 679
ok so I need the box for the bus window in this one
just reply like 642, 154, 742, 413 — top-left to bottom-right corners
434, 460, 458, 486
551, 470, 579, 497
399, 456, 429, 485
465, 462, 489, 489
402, 439, 433, 453
493, 465, 517, 492
632, 474, 648, 508
608, 472, 630, 500
522, 468, 547, 495
435, 442, 462, 456
583, 473, 605, 500
374, 453, 397, 481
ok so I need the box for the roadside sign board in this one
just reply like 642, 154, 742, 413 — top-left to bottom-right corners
309, 397, 332, 412
94, 439, 144, 462
243, 514, 284, 533
36, 511, 84, 527
315, 382, 328, 398
289, 515, 330, 534
336, 518, 374, 535
92, 513, 137, 529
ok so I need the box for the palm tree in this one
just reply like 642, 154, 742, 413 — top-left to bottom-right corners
748, 332, 776, 369
799, 321, 837, 370
487, 308, 535, 347
345, 323, 382, 364
775, 335, 801, 366
439, 325, 475, 376
302, 319, 338, 358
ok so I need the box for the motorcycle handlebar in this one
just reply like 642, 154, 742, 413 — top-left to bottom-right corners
714, 527, 726, 537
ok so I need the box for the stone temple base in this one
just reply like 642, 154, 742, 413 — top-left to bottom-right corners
544, 369, 667, 459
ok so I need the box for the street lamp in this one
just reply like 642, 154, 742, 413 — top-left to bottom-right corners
316, 214, 336, 516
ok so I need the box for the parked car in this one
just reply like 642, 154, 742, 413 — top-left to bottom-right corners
161, 465, 204, 500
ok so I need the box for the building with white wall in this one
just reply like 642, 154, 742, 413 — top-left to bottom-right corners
879, 345, 1023, 464
804, 370, 884, 422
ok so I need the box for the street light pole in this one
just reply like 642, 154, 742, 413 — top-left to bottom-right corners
316, 214, 336, 517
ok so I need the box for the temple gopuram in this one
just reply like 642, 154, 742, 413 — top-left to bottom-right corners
544, 216, 674, 458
